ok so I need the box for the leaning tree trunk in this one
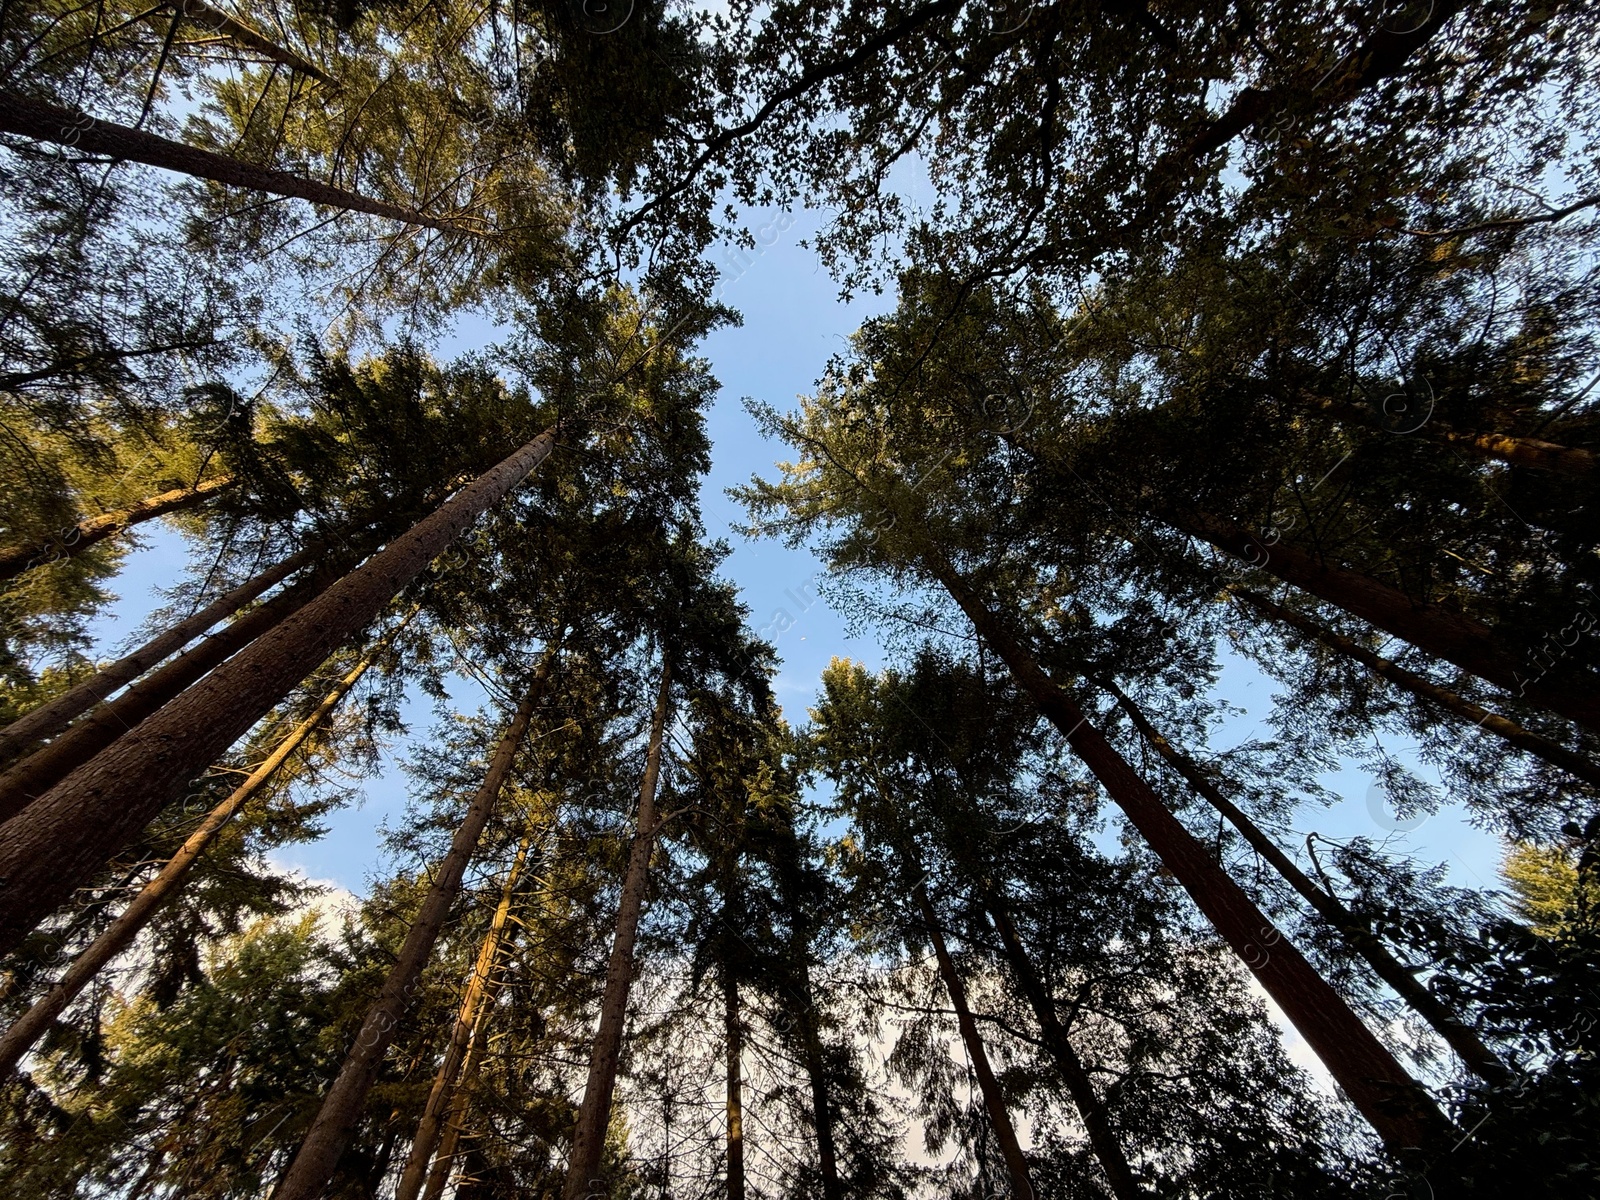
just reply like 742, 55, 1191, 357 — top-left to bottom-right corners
0, 648, 378, 1076
930, 558, 1452, 1154
982, 889, 1144, 1200
725, 967, 746, 1200
912, 879, 1036, 1200
1099, 676, 1512, 1086
561, 663, 673, 1200
0, 563, 342, 820
419, 1000, 495, 1200
0, 91, 458, 231
0, 425, 558, 957
1171, 508, 1600, 735
174, 0, 335, 84
395, 819, 539, 1200
1302, 391, 1596, 478
0, 539, 324, 768
272, 665, 547, 1200
1230, 587, 1600, 789
0, 475, 233, 582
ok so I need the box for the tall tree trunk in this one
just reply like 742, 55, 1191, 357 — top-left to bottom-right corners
0, 540, 324, 768
1099, 676, 1513, 1087
929, 558, 1452, 1153
272, 663, 547, 1200
1230, 587, 1600, 789
911, 879, 1035, 1200
174, 1, 335, 84
419, 1001, 494, 1200
0, 475, 233, 582
0, 425, 557, 959
724, 967, 746, 1200
395, 819, 538, 1200
562, 663, 673, 1200
0, 562, 342, 819
0, 91, 459, 231
1302, 391, 1596, 477
1170, 507, 1600, 734
982, 890, 1144, 1200
794, 961, 843, 1200
0, 648, 378, 1077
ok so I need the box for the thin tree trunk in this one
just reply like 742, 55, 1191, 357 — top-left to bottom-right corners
982, 889, 1143, 1200
0, 475, 233, 582
930, 558, 1452, 1153
1303, 391, 1596, 477
174, 1, 335, 84
1171, 507, 1600, 734
794, 962, 843, 1200
395, 820, 538, 1200
0, 564, 341, 820
0, 540, 323, 769
1099, 676, 1513, 1087
912, 879, 1035, 1200
419, 1003, 492, 1200
724, 967, 746, 1200
272, 664, 547, 1200
1230, 587, 1600, 789
0, 425, 558, 958
0, 649, 377, 1076
562, 663, 673, 1200
0, 91, 459, 231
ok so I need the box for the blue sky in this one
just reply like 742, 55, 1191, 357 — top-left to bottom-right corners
84, 204, 1505, 902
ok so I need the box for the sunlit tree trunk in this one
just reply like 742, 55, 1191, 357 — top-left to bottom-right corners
0, 539, 323, 768
0, 564, 341, 820
912, 879, 1034, 1199
272, 661, 548, 1200
0, 475, 233, 582
1230, 587, 1600, 789
0, 648, 379, 1075
1303, 391, 1596, 477
562, 662, 673, 1200
930, 557, 1452, 1153
395, 819, 538, 1200
0, 92, 457, 230
174, 1, 335, 84
0, 425, 558, 956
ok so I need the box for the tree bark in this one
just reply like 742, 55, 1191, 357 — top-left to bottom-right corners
1230, 587, 1600, 790
724, 966, 746, 1200
0, 649, 377, 1076
0, 91, 459, 231
930, 558, 1453, 1153
0, 540, 322, 769
562, 662, 673, 1200
0, 564, 340, 820
794, 961, 843, 1200
1302, 391, 1596, 477
395, 820, 537, 1200
982, 890, 1144, 1200
1171, 507, 1600, 735
419, 1000, 494, 1200
173, 1, 335, 85
272, 665, 547, 1200
912, 879, 1035, 1200
1100, 676, 1512, 1087
0, 425, 558, 957
0, 475, 234, 582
